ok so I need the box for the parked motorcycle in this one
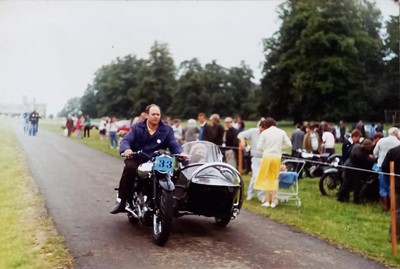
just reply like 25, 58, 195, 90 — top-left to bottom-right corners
319, 160, 379, 204
319, 156, 343, 196
298, 150, 342, 178
115, 150, 183, 246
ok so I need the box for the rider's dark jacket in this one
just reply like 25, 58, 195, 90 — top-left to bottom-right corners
120, 119, 182, 163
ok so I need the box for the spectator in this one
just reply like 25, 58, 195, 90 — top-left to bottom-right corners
183, 119, 199, 143
162, 115, 171, 125
303, 124, 321, 154
322, 124, 335, 155
373, 127, 400, 211
99, 117, 107, 140
356, 120, 366, 138
291, 123, 305, 157
255, 118, 292, 208
23, 111, 30, 134
66, 115, 74, 137
233, 116, 245, 132
172, 119, 183, 143
237, 120, 267, 202
29, 109, 40, 136
342, 129, 363, 164
197, 112, 213, 141
337, 139, 376, 204
83, 114, 91, 138
339, 120, 346, 143
209, 114, 225, 146
75, 114, 83, 139
224, 117, 239, 167
108, 117, 119, 149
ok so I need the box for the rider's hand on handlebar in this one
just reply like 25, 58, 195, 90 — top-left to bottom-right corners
123, 149, 134, 158
176, 154, 190, 162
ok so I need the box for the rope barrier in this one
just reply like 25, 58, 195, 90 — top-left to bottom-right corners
217, 144, 400, 178
281, 154, 400, 178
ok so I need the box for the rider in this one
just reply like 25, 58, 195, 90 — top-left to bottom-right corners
110, 104, 182, 214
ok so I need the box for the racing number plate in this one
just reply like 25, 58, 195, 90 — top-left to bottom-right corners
154, 155, 174, 173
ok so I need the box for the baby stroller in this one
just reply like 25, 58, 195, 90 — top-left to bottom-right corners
276, 159, 305, 207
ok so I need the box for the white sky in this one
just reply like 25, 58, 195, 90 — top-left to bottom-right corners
0, 1, 398, 116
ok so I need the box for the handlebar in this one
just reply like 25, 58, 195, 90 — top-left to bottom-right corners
121, 150, 190, 161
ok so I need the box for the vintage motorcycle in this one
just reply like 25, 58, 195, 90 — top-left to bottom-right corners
115, 150, 182, 246
115, 141, 243, 246
297, 149, 342, 178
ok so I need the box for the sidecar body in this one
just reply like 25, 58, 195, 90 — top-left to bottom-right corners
173, 141, 243, 225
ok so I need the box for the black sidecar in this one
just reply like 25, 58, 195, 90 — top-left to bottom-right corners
173, 141, 243, 226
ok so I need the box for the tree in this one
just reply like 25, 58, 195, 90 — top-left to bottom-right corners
260, 0, 384, 122
380, 15, 400, 110
130, 42, 176, 116
93, 55, 144, 118
172, 58, 209, 118
80, 84, 98, 118
58, 97, 81, 117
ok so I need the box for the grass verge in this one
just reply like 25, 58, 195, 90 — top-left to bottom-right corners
0, 120, 73, 269
242, 174, 400, 268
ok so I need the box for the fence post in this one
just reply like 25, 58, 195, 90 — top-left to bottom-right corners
238, 147, 243, 175
390, 161, 397, 256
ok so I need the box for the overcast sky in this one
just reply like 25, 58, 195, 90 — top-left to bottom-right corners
0, 1, 398, 116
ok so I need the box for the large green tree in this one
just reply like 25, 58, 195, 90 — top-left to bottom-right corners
260, 0, 384, 122
380, 15, 400, 111
172, 58, 209, 118
93, 55, 144, 118
130, 42, 176, 116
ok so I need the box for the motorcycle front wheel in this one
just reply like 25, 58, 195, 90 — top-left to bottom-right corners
319, 172, 340, 196
153, 189, 173, 246
215, 214, 231, 227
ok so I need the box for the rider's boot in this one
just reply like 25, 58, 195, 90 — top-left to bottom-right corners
110, 199, 127, 214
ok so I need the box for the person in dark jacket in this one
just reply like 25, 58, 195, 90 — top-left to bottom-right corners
209, 114, 224, 146
198, 112, 213, 142
337, 139, 376, 204
224, 117, 239, 167
341, 129, 363, 164
110, 104, 182, 214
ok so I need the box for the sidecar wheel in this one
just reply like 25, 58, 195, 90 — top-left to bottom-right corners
215, 215, 231, 227
153, 189, 173, 246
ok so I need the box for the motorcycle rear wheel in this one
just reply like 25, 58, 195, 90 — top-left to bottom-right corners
153, 189, 173, 246
319, 173, 340, 196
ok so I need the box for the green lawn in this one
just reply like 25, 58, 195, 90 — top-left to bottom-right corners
0, 120, 73, 269
40, 118, 400, 267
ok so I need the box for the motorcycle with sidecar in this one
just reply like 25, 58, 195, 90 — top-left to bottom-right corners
114, 141, 243, 246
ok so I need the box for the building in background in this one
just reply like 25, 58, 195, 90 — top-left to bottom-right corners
0, 96, 47, 118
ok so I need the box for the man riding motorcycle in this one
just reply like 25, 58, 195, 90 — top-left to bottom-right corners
110, 104, 182, 214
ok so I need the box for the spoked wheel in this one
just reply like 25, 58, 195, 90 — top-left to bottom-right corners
319, 173, 340, 196
153, 189, 173, 246
215, 214, 231, 227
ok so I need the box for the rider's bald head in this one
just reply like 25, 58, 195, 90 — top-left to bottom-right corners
145, 104, 161, 114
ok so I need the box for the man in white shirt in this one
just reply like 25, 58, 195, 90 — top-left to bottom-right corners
373, 127, 400, 211
238, 122, 266, 202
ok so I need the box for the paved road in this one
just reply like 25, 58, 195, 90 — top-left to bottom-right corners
13, 126, 390, 269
